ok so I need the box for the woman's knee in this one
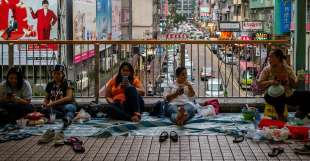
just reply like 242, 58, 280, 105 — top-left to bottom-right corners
64, 104, 77, 112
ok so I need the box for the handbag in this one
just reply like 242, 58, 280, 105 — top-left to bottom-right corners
251, 55, 269, 96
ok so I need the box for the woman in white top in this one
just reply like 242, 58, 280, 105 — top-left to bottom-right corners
164, 67, 197, 125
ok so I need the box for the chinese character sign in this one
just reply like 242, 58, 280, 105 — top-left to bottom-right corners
280, 0, 291, 33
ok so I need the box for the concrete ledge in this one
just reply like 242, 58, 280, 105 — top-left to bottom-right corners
31, 97, 298, 113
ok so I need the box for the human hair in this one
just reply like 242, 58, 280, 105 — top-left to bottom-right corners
42, 0, 49, 5
270, 49, 286, 63
175, 67, 187, 77
115, 62, 134, 86
51, 64, 65, 80
6, 67, 24, 90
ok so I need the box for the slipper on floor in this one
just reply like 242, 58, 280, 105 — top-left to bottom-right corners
233, 135, 244, 143
159, 131, 168, 142
64, 136, 82, 145
170, 131, 178, 142
294, 146, 310, 155
0, 135, 9, 143
4, 132, 32, 141
268, 147, 284, 157
72, 141, 85, 153
65, 136, 85, 153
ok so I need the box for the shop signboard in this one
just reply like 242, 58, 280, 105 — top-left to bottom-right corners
219, 22, 240, 32
242, 21, 263, 31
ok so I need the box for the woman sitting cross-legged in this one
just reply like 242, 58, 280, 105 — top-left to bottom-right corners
104, 62, 145, 122
164, 67, 197, 126
41, 64, 77, 129
0, 67, 33, 126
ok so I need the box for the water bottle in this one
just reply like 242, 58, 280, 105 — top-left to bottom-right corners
253, 109, 261, 129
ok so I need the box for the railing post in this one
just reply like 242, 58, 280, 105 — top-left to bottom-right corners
180, 43, 185, 67
8, 43, 14, 67
94, 43, 100, 103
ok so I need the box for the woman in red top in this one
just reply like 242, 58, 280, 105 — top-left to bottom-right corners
105, 62, 145, 122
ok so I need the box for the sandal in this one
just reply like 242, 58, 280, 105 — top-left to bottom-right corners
233, 135, 244, 143
0, 135, 9, 143
170, 131, 178, 142
159, 131, 168, 142
65, 136, 85, 153
268, 147, 284, 157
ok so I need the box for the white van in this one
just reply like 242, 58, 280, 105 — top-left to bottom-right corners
205, 78, 224, 97
76, 71, 89, 90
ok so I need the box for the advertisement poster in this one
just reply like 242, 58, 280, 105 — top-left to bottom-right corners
73, 0, 96, 63
112, 0, 121, 40
0, 0, 58, 65
97, 0, 112, 40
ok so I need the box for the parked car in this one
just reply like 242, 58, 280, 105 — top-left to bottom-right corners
223, 52, 238, 65
200, 67, 215, 81
205, 78, 224, 97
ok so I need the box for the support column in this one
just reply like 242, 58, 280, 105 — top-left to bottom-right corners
295, 0, 306, 89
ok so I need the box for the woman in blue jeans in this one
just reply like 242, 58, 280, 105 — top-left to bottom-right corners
0, 67, 33, 126
164, 67, 197, 125
42, 64, 76, 129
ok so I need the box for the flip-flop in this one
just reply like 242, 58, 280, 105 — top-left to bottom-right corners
294, 147, 310, 155
65, 136, 85, 153
233, 135, 244, 143
159, 131, 169, 142
170, 131, 178, 142
268, 147, 284, 157
64, 136, 82, 145
0, 135, 9, 143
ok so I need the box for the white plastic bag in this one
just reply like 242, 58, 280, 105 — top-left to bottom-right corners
73, 109, 91, 123
199, 105, 216, 117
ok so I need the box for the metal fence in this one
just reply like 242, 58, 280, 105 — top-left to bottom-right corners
0, 40, 292, 101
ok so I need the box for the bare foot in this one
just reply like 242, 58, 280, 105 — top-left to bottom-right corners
131, 115, 140, 122
176, 106, 188, 126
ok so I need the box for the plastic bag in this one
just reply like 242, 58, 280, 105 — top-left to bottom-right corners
263, 127, 290, 141
199, 105, 216, 117
203, 99, 220, 114
73, 109, 91, 123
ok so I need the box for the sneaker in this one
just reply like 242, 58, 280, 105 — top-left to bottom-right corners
62, 117, 72, 129
38, 129, 55, 144
54, 131, 65, 146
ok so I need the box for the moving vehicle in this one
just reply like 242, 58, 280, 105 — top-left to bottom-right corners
239, 61, 258, 89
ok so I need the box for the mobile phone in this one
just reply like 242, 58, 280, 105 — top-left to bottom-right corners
122, 76, 128, 82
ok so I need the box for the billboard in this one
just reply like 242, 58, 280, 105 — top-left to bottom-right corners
279, 0, 291, 33
0, 0, 58, 65
73, 0, 97, 64
112, 0, 121, 40
97, 0, 112, 40
242, 21, 263, 31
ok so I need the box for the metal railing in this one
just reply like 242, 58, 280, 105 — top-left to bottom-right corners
0, 40, 291, 102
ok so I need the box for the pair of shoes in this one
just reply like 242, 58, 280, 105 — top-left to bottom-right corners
38, 129, 65, 146
65, 136, 85, 153
268, 147, 284, 157
62, 117, 72, 129
159, 131, 178, 142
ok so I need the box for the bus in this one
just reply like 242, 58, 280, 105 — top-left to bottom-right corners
239, 61, 258, 89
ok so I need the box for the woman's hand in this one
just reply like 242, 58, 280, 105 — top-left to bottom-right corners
106, 97, 114, 104
270, 80, 279, 86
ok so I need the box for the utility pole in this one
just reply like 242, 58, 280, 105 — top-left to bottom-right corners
129, 0, 132, 40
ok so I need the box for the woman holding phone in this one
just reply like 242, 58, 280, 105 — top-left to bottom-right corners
164, 67, 197, 125
105, 62, 145, 122
0, 67, 33, 126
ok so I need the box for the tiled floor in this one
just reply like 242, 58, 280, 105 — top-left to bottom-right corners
0, 136, 310, 161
